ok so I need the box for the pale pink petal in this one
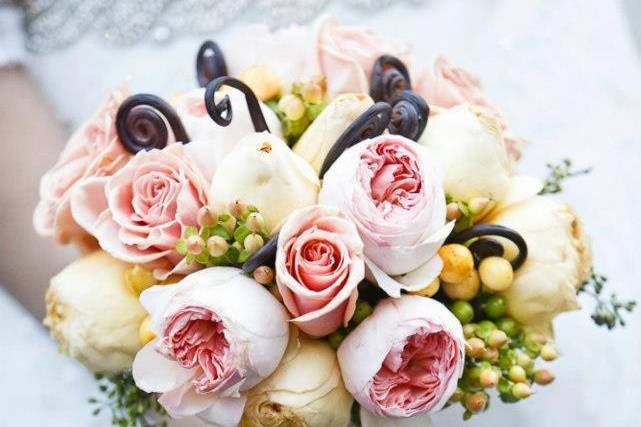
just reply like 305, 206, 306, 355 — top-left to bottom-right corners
360, 407, 433, 427
132, 341, 197, 393
197, 395, 248, 427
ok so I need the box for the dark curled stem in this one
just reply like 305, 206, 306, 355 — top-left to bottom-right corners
196, 40, 228, 87
370, 55, 412, 103
242, 234, 279, 274
388, 90, 429, 141
447, 224, 528, 270
319, 102, 392, 178
116, 94, 190, 154
204, 76, 269, 133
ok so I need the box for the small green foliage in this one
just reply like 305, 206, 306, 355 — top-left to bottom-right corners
90, 371, 166, 427
540, 158, 592, 195
578, 269, 636, 329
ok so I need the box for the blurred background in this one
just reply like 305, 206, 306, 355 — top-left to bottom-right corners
1, 0, 639, 426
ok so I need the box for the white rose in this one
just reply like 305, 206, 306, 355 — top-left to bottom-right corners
241, 329, 353, 427
172, 88, 282, 162
210, 132, 320, 232
293, 93, 373, 174
486, 195, 592, 326
419, 105, 510, 203
43, 251, 146, 372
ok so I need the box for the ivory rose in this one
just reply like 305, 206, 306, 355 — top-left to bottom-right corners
132, 267, 289, 426
71, 141, 218, 278
275, 205, 364, 337
415, 56, 525, 161
43, 250, 146, 372
172, 87, 282, 162
337, 296, 464, 422
319, 134, 453, 297
33, 86, 131, 250
210, 132, 320, 232
241, 329, 353, 427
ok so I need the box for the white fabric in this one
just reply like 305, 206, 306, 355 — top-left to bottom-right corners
1, 0, 641, 426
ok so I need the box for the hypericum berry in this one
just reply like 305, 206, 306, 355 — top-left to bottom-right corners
469, 197, 491, 216
222, 215, 237, 234
197, 206, 218, 227
439, 244, 474, 284
246, 212, 266, 233
517, 352, 533, 368
512, 382, 532, 399
352, 301, 374, 324
479, 369, 499, 388
465, 392, 488, 413
442, 270, 481, 301
228, 199, 246, 218
252, 265, 274, 285
466, 337, 486, 358
244, 233, 264, 254
508, 365, 527, 383
487, 329, 509, 349
482, 347, 499, 363
301, 82, 324, 103
446, 202, 462, 220
540, 343, 559, 361
278, 94, 305, 121
463, 323, 478, 339
533, 369, 555, 385
186, 235, 206, 254
207, 236, 229, 257
409, 277, 440, 297
451, 300, 475, 324
483, 295, 507, 319
479, 256, 514, 291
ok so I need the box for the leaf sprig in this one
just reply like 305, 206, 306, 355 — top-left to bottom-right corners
89, 371, 166, 427
578, 269, 636, 329
540, 158, 592, 195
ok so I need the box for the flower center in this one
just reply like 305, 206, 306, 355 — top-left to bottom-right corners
131, 171, 179, 225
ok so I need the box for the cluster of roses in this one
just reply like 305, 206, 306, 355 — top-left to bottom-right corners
36, 17, 592, 427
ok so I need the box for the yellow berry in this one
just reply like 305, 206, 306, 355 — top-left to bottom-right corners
508, 365, 527, 383
239, 64, 282, 101
139, 316, 156, 345
278, 94, 305, 121
466, 337, 486, 358
512, 382, 532, 399
439, 244, 474, 284
244, 233, 264, 254
540, 343, 559, 361
487, 329, 509, 348
442, 269, 481, 301
246, 212, 266, 233
478, 256, 514, 291
479, 369, 499, 388
409, 277, 440, 297
207, 236, 229, 257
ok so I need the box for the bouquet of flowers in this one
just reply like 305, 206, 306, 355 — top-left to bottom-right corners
34, 17, 635, 427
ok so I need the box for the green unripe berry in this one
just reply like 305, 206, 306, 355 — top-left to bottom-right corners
508, 365, 527, 383
352, 301, 374, 324
483, 295, 507, 319
327, 329, 347, 350
451, 300, 475, 324
475, 320, 497, 340
495, 317, 521, 338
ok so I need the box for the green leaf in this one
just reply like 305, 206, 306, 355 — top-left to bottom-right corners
233, 224, 251, 244
211, 224, 232, 241
225, 246, 240, 264
238, 250, 252, 263
183, 226, 199, 238
175, 239, 187, 256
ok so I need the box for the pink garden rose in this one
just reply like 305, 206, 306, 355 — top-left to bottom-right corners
337, 296, 464, 424
415, 56, 525, 161
319, 134, 453, 297
275, 205, 365, 337
33, 86, 131, 250
133, 267, 289, 426
70, 140, 218, 278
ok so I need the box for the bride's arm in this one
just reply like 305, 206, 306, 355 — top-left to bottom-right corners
0, 65, 77, 319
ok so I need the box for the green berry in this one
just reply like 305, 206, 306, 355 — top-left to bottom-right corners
327, 329, 347, 350
483, 296, 507, 319
495, 317, 521, 338
451, 300, 475, 324
475, 320, 497, 340
352, 301, 374, 324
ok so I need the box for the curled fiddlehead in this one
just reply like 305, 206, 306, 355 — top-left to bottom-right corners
447, 224, 528, 270
204, 76, 269, 133
116, 94, 190, 154
370, 55, 412, 103
319, 102, 392, 178
196, 40, 228, 87
388, 90, 429, 141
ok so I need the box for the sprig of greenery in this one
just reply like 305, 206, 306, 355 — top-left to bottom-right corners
540, 159, 592, 195
578, 269, 636, 329
89, 372, 167, 427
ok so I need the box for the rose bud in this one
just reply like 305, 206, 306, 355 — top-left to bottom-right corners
210, 132, 320, 232
43, 251, 147, 372
33, 85, 132, 251
71, 141, 218, 279
320, 134, 454, 297
241, 329, 353, 427
419, 105, 511, 208
486, 189, 592, 328
171, 87, 282, 161
132, 267, 289, 426
338, 296, 465, 422
293, 93, 373, 174
276, 205, 365, 337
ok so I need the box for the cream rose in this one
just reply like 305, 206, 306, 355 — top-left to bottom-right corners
419, 104, 511, 204
319, 134, 453, 297
210, 132, 320, 232
276, 205, 364, 337
293, 93, 374, 174
43, 250, 146, 372
133, 267, 290, 426
172, 87, 282, 163
486, 193, 592, 327
33, 86, 131, 250
241, 329, 353, 427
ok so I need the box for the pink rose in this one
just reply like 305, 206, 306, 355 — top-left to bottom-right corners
337, 296, 464, 423
71, 141, 217, 278
416, 56, 525, 161
319, 134, 453, 297
316, 16, 413, 95
33, 86, 132, 249
275, 205, 365, 337
133, 267, 289, 426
